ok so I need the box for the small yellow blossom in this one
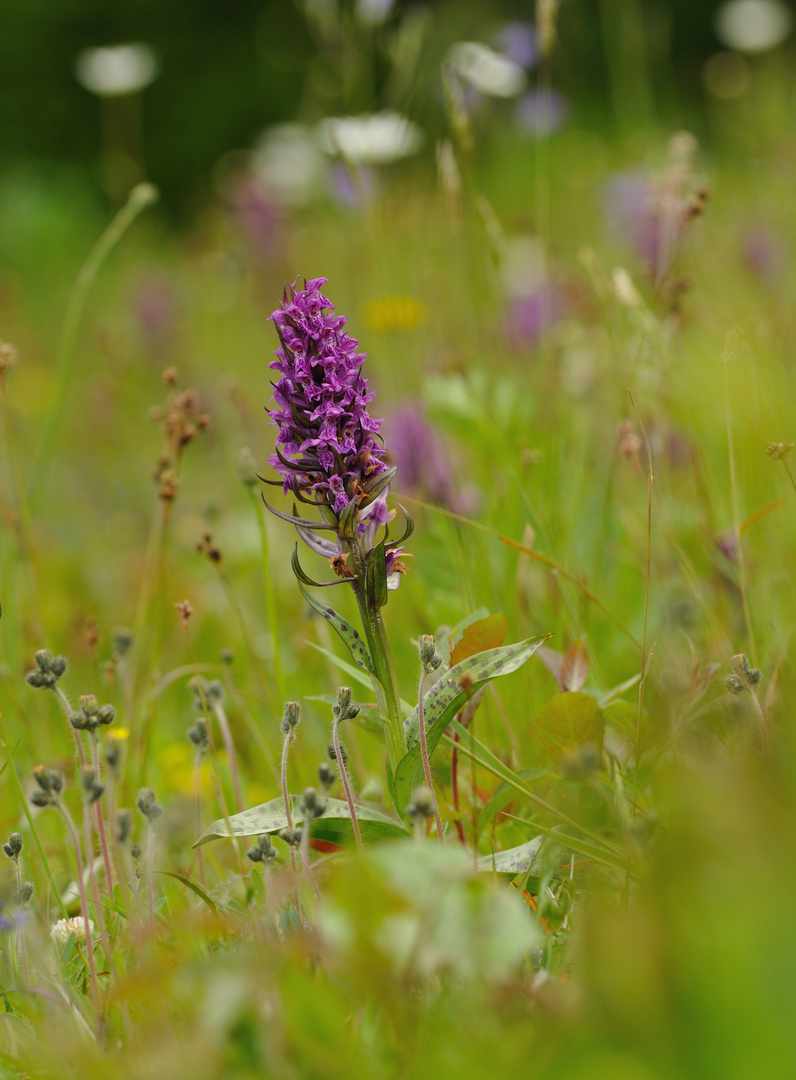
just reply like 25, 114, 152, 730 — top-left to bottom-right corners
362, 296, 427, 334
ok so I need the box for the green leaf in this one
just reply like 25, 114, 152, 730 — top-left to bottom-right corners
297, 580, 375, 676
194, 796, 410, 849
393, 636, 549, 816
365, 540, 388, 610
477, 837, 544, 875
157, 871, 220, 915
305, 643, 413, 713
534, 692, 605, 762
477, 769, 550, 832
443, 720, 628, 870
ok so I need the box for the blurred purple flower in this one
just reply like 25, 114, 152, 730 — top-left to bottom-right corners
493, 22, 538, 69
268, 277, 387, 515
515, 88, 569, 137
387, 402, 478, 516
602, 137, 707, 285
132, 273, 179, 353
225, 174, 281, 264
504, 284, 566, 351
329, 162, 376, 209
741, 223, 787, 283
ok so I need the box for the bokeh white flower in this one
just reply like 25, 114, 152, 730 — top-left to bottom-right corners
714, 0, 793, 53
447, 42, 526, 98
74, 43, 159, 97
355, 0, 396, 26
252, 124, 328, 206
50, 916, 94, 947
318, 111, 424, 165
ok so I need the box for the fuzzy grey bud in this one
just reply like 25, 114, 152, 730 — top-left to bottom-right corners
187, 718, 209, 752
406, 785, 435, 820
247, 834, 277, 864
3, 833, 22, 859
14, 882, 34, 906
98, 704, 116, 726
81, 768, 104, 804
278, 827, 302, 847
333, 686, 360, 721
116, 809, 132, 845
327, 740, 347, 765
130, 843, 142, 862
725, 674, 745, 695
136, 787, 163, 821
317, 762, 336, 791
281, 701, 301, 735
112, 628, 134, 657
300, 787, 326, 821
50, 655, 68, 678
419, 635, 437, 665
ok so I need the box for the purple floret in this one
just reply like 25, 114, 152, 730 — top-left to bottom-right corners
268, 277, 388, 514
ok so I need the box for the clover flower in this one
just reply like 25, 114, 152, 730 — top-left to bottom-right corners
50, 916, 94, 947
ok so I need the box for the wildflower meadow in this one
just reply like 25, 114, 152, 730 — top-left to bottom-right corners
2, 2, 796, 1078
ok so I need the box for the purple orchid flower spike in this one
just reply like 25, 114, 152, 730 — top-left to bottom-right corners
265, 276, 411, 589
264, 276, 410, 768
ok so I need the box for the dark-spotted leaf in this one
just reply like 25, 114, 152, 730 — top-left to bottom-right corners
194, 796, 409, 848
394, 635, 549, 816
450, 613, 509, 666
534, 691, 604, 763
296, 580, 375, 676
477, 837, 544, 875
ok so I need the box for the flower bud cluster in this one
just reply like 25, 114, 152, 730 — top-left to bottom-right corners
70, 695, 116, 733
81, 767, 105, 804
190, 676, 224, 710
406, 785, 436, 821
25, 650, 68, 690
30, 765, 64, 808
725, 653, 762, 695
281, 701, 301, 736
187, 717, 210, 754
419, 635, 443, 671
136, 787, 163, 822
247, 834, 278, 864
3, 833, 22, 860
300, 786, 327, 822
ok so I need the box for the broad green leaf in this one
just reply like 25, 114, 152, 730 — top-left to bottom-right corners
534, 691, 604, 763
450, 613, 509, 666
477, 837, 544, 875
194, 795, 409, 849
297, 580, 375, 676
394, 636, 548, 816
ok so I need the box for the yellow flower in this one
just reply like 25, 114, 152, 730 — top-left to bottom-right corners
362, 296, 427, 333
